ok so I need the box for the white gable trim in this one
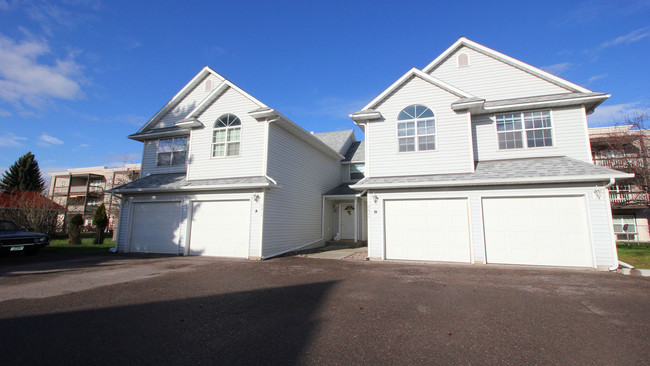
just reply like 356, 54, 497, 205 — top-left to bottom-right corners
422, 37, 591, 94
136, 66, 227, 134
361, 68, 474, 111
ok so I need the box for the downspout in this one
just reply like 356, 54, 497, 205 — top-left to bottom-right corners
603, 178, 621, 271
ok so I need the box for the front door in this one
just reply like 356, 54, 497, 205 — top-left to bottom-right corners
339, 203, 355, 240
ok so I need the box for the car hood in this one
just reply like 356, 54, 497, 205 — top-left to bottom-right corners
0, 231, 47, 239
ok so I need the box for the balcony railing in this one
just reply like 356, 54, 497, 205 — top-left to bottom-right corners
593, 157, 646, 173
53, 185, 104, 196
609, 191, 650, 205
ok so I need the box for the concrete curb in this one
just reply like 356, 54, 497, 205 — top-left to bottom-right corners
620, 268, 650, 277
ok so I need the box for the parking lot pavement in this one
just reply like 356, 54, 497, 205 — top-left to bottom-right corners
1, 254, 648, 365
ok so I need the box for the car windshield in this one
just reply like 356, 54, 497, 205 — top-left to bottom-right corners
0, 221, 20, 232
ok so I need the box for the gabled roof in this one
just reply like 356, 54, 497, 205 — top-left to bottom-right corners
352, 156, 632, 189
132, 66, 268, 138
343, 141, 364, 163
358, 68, 474, 112
323, 183, 364, 197
422, 37, 591, 94
312, 130, 355, 155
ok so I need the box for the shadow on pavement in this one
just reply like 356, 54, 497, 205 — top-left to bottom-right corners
0, 280, 339, 365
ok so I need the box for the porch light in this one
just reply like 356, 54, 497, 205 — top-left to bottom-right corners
371, 194, 379, 203
252, 193, 260, 202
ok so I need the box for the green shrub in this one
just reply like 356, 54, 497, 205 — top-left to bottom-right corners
68, 214, 83, 245
92, 203, 108, 244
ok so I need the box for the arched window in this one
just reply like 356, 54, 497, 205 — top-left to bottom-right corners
212, 113, 241, 157
397, 105, 436, 152
457, 53, 470, 67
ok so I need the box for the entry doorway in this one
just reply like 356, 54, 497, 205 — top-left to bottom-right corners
339, 203, 356, 240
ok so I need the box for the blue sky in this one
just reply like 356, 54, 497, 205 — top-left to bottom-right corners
1, 0, 649, 185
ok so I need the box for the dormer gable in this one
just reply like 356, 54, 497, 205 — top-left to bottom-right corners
422, 37, 591, 101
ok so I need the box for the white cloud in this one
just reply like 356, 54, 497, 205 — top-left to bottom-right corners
587, 102, 644, 126
599, 26, 650, 50
0, 33, 83, 108
105, 153, 141, 168
0, 131, 27, 147
0, 108, 11, 117
78, 143, 90, 148
38, 133, 64, 146
540, 62, 572, 76
587, 73, 608, 84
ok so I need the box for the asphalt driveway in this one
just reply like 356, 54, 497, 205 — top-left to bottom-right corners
1, 253, 648, 365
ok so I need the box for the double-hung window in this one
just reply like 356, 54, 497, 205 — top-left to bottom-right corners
397, 105, 436, 152
212, 113, 241, 157
496, 110, 553, 150
156, 137, 188, 166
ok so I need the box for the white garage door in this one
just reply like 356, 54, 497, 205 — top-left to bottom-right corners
384, 199, 471, 263
482, 196, 592, 267
130, 202, 182, 254
188, 200, 250, 258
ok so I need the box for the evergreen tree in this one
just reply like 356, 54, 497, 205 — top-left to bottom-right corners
92, 203, 108, 244
0, 152, 46, 192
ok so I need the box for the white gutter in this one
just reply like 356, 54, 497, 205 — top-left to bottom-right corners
111, 182, 275, 194
353, 174, 633, 190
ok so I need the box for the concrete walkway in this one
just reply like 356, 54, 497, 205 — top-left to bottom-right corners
303, 246, 367, 259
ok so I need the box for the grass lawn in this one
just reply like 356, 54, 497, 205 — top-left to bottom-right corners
617, 243, 650, 269
43, 236, 115, 255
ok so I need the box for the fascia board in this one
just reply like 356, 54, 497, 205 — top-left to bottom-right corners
422, 37, 592, 93
128, 129, 190, 142
111, 182, 274, 194
186, 81, 229, 119
352, 173, 634, 190
480, 95, 611, 113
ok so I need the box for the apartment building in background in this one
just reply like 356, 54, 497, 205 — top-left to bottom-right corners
48, 164, 141, 231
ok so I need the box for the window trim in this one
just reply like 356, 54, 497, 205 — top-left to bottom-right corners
156, 136, 188, 167
211, 113, 242, 159
613, 214, 637, 241
494, 109, 555, 151
396, 105, 437, 153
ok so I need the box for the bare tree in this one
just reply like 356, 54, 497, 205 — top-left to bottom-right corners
591, 107, 650, 206
0, 191, 62, 235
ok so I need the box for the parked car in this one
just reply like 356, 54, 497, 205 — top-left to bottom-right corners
0, 220, 49, 255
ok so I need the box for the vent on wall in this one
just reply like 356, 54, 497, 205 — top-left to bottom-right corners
457, 53, 470, 68
205, 79, 212, 92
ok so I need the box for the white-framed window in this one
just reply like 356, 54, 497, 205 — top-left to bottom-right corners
397, 105, 436, 152
349, 163, 365, 180
212, 113, 241, 157
496, 110, 553, 150
156, 137, 188, 166
613, 214, 637, 241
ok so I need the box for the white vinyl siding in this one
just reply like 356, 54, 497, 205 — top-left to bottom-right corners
262, 124, 342, 258
427, 46, 571, 100
472, 106, 592, 162
187, 87, 265, 180
153, 73, 223, 129
368, 76, 473, 177
366, 183, 617, 269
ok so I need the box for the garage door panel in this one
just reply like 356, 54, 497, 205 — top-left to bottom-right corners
483, 196, 592, 267
189, 200, 250, 258
130, 202, 181, 254
385, 199, 471, 263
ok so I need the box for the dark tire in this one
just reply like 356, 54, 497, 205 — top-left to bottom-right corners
24, 247, 40, 256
